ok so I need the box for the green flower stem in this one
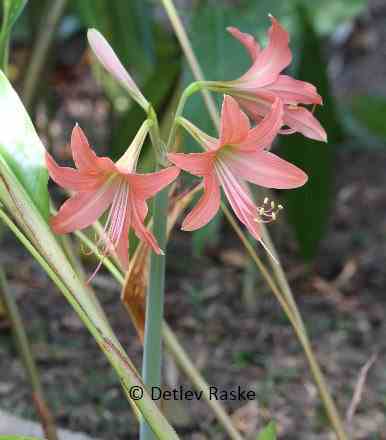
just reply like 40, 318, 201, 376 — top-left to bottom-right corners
0, 268, 58, 440
166, 81, 205, 150
140, 185, 168, 440
160, 1, 348, 438
140, 105, 170, 440
75, 226, 245, 440
161, 0, 219, 128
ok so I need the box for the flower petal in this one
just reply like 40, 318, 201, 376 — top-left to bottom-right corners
168, 152, 215, 176
71, 124, 115, 173
215, 161, 261, 240
181, 173, 221, 231
130, 196, 161, 254
263, 74, 322, 105
236, 98, 283, 151
46, 152, 106, 191
128, 166, 180, 199
283, 106, 327, 142
219, 95, 250, 146
227, 26, 260, 61
87, 29, 148, 109
238, 16, 292, 89
51, 178, 118, 233
236, 95, 271, 122
222, 149, 308, 189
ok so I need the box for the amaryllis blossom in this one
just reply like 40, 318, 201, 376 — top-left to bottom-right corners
208, 15, 326, 142
46, 122, 179, 272
87, 29, 149, 111
168, 95, 307, 246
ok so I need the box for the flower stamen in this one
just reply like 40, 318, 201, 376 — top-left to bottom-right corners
255, 197, 283, 223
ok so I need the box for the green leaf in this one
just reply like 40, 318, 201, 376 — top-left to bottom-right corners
0, 437, 42, 440
2, 0, 28, 30
0, 70, 49, 219
350, 95, 386, 140
0, 0, 28, 68
279, 6, 344, 260
256, 421, 277, 440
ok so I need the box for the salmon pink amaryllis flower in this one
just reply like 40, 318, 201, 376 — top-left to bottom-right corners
207, 15, 327, 142
46, 121, 179, 273
168, 95, 307, 253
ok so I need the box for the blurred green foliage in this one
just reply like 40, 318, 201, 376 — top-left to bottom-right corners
256, 421, 276, 440
279, 5, 344, 260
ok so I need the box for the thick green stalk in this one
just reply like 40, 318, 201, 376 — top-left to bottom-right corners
0, 268, 58, 440
140, 106, 169, 439
140, 184, 169, 440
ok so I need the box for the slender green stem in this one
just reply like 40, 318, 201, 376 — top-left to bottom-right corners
0, 267, 58, 440
160, 1, 348, 437
166, 81, 205, 150
160, 0, 219, 128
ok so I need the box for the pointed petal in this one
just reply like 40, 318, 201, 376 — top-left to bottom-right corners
216, 161, 261, 240
71, 124, 115, 172
130, 196, 161, 254
264, 74, 322, 105
239, 16, 292, 89
236, 98, 283, 151
227, 26, 260, 61
283, 106, 327, 142
87, 29, 148, 109
51, 179, 118, 233
181, 173, 221, 231
128, 166, 180, 199
219, 95, 250, 146
222, 149, 308, 189
168, 152, 215, 176
46, 152, 106, 191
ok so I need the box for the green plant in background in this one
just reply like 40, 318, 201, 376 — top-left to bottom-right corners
0, 0, 27, 69
256, 421, 276, 440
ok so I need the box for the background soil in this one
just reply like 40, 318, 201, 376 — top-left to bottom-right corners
0, 1, 385, 439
